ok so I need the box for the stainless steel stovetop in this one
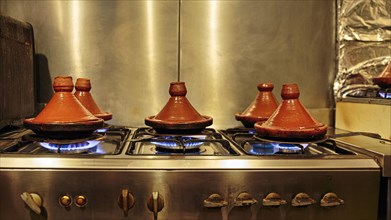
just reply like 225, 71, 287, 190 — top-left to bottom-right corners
0, 126, 383, 220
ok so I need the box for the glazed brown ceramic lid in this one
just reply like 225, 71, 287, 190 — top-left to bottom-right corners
145, 82, 213, 133
372, 62, 391, 88
254, 83, 328, 141
235, 83, 279, 128
24, 76, 104, 139
74, 78, 112, 121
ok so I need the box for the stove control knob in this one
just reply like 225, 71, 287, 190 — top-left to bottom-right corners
147, 192, 164, 220
262, 192, 287, 207
291, 193, 316, 207
20, 192, 42, 215
59, 195, 72, 208
74, 195, 87, 207
118, 189, 135, 217
320, 192, 344, 207
203, 193, 228, 208
234, 192, 257, 207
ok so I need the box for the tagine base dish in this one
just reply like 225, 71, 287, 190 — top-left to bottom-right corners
95, 112, 113, 121
22, 132, 105, 144
254, 123, 328, 142
235, 113, 268, 128
372, 77, 391, 88
254, 134, 328, 144
145, 115, 213, 134
24, 118, 104, 139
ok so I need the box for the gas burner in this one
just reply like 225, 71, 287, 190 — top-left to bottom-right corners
151, 136, 204, 150
275, 143, 307, 154
0, 126, 129, 155
225, 127, 256, 134
248, 143, 275, 155
39, 140, 101, 154
154, 145, 206, 155
248, 142, 308, 155
129, 127, 237, 155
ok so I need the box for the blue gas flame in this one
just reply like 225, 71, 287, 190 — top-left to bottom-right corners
39, 140, 101, 153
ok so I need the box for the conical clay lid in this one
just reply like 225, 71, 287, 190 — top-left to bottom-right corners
24, 76, 103, 139
254, 83, 327, 141
74, 78, 112, 121
145, 82, 213, 133
235, 83, 279, 128
373, 62, 391, 88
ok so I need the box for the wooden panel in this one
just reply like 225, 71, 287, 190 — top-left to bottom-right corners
0, 15, 34, 127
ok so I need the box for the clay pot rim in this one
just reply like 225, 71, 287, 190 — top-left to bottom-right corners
235, 113, 269, 123
145, 115, 213, 129
94, 112, 113, 121
24, 117, 103, 125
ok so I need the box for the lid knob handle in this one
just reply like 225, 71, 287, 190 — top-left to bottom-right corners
53, 76, 74, 92
257, 83, 274, 91
281, 83, 300, 100
75, 78, 92, 91
169, 82, 187, 96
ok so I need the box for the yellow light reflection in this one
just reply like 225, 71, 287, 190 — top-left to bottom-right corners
35, 158, 59, 167
207, 1, 220, 113
209, 1, 218, 77
221, 160, 249, 169
55, 1, 64, 35
71, 1, 82, 78
146, 0, 157, 111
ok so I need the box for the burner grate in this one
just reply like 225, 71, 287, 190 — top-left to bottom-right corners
128, 127, 239, 155
219, 128, 358, 156
0, 126, 130, 155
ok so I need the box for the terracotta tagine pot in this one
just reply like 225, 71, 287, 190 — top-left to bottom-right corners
24, 76, 104, 139
254, 83, 328, 141
145, 81, 213, 134
235, 83, 279, 128
372, 62, 391, 88
74, 78, 112, 121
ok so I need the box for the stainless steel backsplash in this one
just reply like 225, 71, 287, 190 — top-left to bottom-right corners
0, 0, 336, 128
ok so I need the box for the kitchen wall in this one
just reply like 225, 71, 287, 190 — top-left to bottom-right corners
0, 0, 336, 128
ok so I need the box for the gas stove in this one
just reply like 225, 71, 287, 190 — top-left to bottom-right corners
0, 126, 382, 220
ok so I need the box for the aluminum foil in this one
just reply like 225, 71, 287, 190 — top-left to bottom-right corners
335, 0, 391, 98
339, 0, 391, 41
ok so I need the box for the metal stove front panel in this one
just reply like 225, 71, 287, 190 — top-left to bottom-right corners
0, 169, 380, 220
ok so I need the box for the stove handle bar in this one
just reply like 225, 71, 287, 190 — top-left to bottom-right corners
203, 193, 228, 208
320, 192, 344, 207
233, 192, 258, 207
262, 192, 287, 207
291, 193, 316, 207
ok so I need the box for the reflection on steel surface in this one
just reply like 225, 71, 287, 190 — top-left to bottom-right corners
1, 0, 336, 127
